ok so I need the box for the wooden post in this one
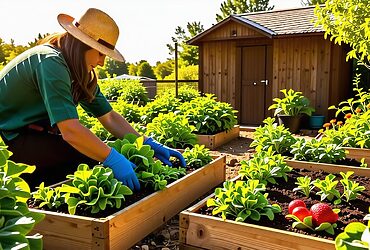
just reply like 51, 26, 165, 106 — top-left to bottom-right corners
175, 42, 178, 96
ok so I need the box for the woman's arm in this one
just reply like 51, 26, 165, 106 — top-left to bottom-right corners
57, 118, 111, 162
97, 110, 142, 139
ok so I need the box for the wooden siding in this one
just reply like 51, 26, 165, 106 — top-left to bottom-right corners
198, 35, 351, 124
201, 21, 265, 41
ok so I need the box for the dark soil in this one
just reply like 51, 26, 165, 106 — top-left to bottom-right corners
199, 166, 370, 241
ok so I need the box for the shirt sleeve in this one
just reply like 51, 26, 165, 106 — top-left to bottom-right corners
35, 56, 78, 126
79, 85, 113, 118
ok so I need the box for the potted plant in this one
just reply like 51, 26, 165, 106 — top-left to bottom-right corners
269, 89, 315, 133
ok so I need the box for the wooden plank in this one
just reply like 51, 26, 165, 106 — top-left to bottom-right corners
31, 155, 226, 250
345, 147, 370, 165
285, 159, 370, 177
181, 197, 333, 250
196, 125, 240, 150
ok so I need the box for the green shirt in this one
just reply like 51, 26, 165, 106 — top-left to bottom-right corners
0, 45, 112, 140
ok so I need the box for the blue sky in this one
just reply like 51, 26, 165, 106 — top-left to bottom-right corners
2, 0, 303, 64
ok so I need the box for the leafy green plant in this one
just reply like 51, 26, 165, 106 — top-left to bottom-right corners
140, 95, 180, 124
32, 183, 64, 210
182, 144, 213, 169
238, 148, 292, 185
290, 138, 346, 164
340, 171, 366, 203
313, 174, 341, 204
250, 117, 297, 155
107, 134, 186, 191
0, 145, 45, 249
177, 85, 200, 102
268, 89, 315, 116
60, 164, 133, 215
335, 208, 370, 250
207, 180, 281, 222
177, 94, 238, 135
145, 112, 197, 149
293, 176, 314, 197
111, 100, 143, 123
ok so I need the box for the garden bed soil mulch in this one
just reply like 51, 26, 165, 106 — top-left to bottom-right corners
199, 166, 370, 241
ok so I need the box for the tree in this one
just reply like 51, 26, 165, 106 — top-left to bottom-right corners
154, 60, 174, 79
137, 61, 156, 79
216, 0, 274, 22
167, 21, 204, 66
301, 0, 326, 5
105, 57, 128, 76
28, 33, 50, 47
128, 63, 138, 76
314, 0, 370, 68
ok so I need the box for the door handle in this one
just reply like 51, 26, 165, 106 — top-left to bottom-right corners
253, 82, 257, 86
261, 80, 268, 85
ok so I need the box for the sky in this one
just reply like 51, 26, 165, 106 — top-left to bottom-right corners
2, 0, 303, 65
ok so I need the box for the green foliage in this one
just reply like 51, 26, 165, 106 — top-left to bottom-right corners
111, 100, 142, 123
340, 171, 366, 203
314, 0, 370, 68
268, 89, 315, 117
177, 85, 200, 102
32, 183, 64, 210
313, 174, 342, 204
290, 138, 346, 163
250, 117, 297, 155
164, 65, 199, 81
0, 145, 44, 250
137, 61, 156, 79
238, 148, 292, 185
107, 134, 186, 191
77, 106, 112, 141
154, 60, 174, 80
140, 95, 180, 124
145, 112, 197, 149
216, 0, 274, 22
207, 180, 281, 222
177, 94, 238, 135
61, 164, 133, 215
293, 176, 314, 197
301, 0, 327, 5
183, 144, 213, 169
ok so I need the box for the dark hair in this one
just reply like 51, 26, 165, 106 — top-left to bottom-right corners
38, 32, 97, 103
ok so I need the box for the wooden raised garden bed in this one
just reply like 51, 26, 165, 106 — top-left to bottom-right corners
196, 125, 240, 150
179, 161, 369, 250
30, 155, 226, 250
344, 147, 370, 165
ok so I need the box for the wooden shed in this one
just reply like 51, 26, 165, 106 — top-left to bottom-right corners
188, 6, 352, 125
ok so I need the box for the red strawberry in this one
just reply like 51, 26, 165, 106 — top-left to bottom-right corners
292, 206, 311, 221
310, 203, 339, 226
288, 199, 306, 214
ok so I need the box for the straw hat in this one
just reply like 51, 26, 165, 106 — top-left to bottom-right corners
58, 8, 124, 62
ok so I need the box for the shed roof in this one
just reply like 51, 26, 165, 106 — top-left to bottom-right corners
188, 6, 324, 45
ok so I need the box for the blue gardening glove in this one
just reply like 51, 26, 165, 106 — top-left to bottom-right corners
103, 148, 140, 191
144, 137, 186, 167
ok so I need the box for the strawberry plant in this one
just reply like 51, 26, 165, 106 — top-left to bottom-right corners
286, 202, 340, 235
145, 112, 197, 149
250, 117, 296, 155
0, 145, 45, 249
207, 180, 281, 222
177, 94, 238, 135
238, 148, 292, 185
290, 137, 346, 164
293, 176, 314, 197
182, 144, 213, 169
59, 164, 133, 215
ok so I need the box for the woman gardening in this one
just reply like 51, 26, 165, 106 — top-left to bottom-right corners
0, 8, 186, 190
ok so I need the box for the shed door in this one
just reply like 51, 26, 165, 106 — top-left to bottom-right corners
241, 46, 269, 125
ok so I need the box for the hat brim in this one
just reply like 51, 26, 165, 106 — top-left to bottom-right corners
57, 13, 125, 62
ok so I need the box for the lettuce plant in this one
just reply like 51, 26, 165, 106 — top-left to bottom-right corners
207, 180, 281, 222
145, 112, 197, 149
340, 171, 366, 203
177, 85, 200, 102
313, 174, 341, 204
293, 176, 314, 197
238, 148, 292, 185
140, 95, 180, 124
32, 183, 64, 210
107, 134, 186, 191
0, 144, 44, 250
250, 117, 297, 155
177, 94, 238, 135
60, 164, 133, 215
182, 144, 213, 169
